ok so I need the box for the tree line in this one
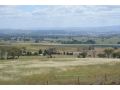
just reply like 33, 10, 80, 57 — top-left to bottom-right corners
61, 39, 96, 44
0, 45, 120, 60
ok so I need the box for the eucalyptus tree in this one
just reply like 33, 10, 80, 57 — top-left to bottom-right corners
104, 48, 114, 58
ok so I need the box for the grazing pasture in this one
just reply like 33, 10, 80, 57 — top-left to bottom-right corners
0, 43, 120, 85
0, 56, 120, 85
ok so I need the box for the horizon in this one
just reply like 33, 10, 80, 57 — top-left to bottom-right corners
0, 25, 120, 31
0, 5, 120, 29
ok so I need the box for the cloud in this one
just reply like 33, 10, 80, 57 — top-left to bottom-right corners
0, 5, 120, 29
0, 5, 32, 17
31, 5, 120, 17
0, 5, 120, 17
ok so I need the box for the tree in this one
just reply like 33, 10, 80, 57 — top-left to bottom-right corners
35, 40, 39, 43
117, 42, 120, 44
21, 47, 27, 56
7, 47, 21, 59
43, 50, 48, 56
77, 52, 87, 58
0, 46, 22, 60
114, 47, 118, 50
92, 50, 96, 58
81, 52, 87, 58
39, 49, 42, 54
88, 46, 95, 50
47, 48, 57, 55
26, 51, 32, 56
112, 52, 118, 58
0, 48, 6, 59
112, 52, 120, 58
85, 40, 96, 44
0, 46, 11, 60
34, 52, 38, 55
89, 46, 96, 58
63, 51, 66, 55
104, 48, 114, 58
97, 53, 106, 58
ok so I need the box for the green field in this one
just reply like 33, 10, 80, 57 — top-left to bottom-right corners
44, 36, 120, 44
0, 55, 120, 85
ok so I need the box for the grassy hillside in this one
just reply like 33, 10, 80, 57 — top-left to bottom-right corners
0, 57, 120, 85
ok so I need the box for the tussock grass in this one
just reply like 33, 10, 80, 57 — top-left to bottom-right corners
0, 57, 120, 85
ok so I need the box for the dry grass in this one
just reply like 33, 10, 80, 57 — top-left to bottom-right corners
0, 56, 120, 84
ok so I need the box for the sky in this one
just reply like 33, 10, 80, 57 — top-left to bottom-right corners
0, 5, 120, 29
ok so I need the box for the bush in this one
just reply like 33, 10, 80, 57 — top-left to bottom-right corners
97, 53, 106, 58
84, 40, 96, 44
26, 51, 32, 56
104, 48, 114, 58
77, 55, 82, 58
112, 52, 120, 58
39, 49, 42, 54
117, 42, 120, 44
34, 52, 38, 55
77, 52, 87, 58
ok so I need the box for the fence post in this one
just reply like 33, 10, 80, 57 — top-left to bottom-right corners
104, 74, 107, 81
46, 80, 48, 85
77, 76, 80, 85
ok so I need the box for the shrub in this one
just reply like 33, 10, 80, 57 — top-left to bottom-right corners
97, 53, 106, 58
112, 52, 120, 58
39, 49, 42, 54
34, 52, 38, 55
104, 48, 114, 58
77, 52, 87, 58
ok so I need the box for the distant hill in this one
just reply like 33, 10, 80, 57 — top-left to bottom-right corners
0, 25, 120, 36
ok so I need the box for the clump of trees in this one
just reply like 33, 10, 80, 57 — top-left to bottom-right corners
62, 39, 96, 44
98, 48, 120, 58
97, 53, 106, 58
26, 51, 32, 56
112, 51, 120, 58
77, 52, 87, 58
1, 45, 120, 60
7, 47, 21, 59
104, 48, 114, 58
43, 48, 57, 58
97, 48, 114, 58
84, 40, 96, 44
39, 49, 42, 54
0, 46, 22, 60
